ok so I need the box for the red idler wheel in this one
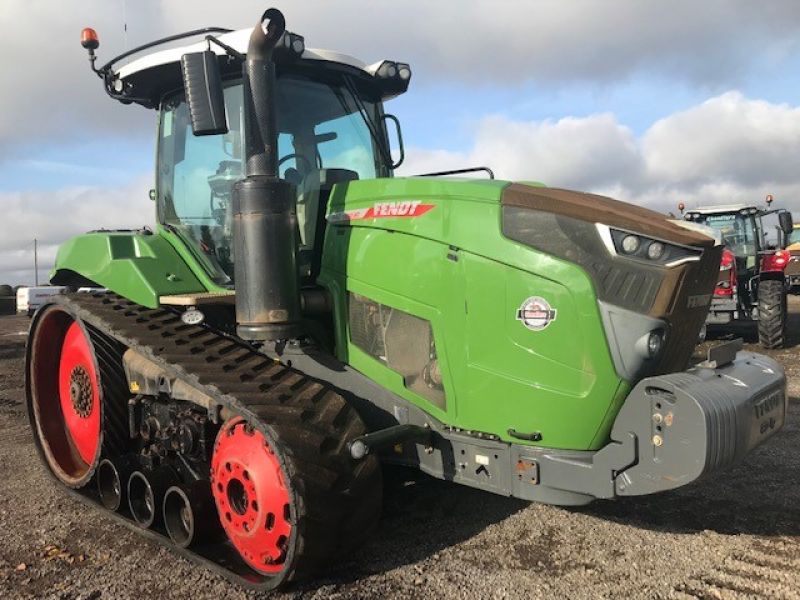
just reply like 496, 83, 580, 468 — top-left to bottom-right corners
27, 306, 103, 487
211, 418, 292, 574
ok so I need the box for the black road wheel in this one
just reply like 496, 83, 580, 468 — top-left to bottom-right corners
758, 278, 787, 348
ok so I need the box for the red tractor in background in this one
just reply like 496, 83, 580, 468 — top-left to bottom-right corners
682, 196, 793, 348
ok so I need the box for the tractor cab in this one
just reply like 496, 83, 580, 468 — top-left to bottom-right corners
686, 205, 763, 275
684, 200, 793, 347
87, 25, 410, 287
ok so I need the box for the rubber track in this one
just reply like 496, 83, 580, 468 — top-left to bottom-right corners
51, 292, 382, 589
85, 323, 130, 460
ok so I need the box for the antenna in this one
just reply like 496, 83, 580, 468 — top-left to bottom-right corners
123, 0, 128, 51
33, 239, 39, 286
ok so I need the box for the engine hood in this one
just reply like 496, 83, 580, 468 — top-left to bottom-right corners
502, 183, 715, 249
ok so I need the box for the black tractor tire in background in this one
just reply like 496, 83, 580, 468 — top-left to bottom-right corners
758, 278, 787, 349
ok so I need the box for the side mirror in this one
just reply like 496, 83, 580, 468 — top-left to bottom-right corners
779, 211, 793, 236
382, 113, 405, 169
180, 51, 228, 136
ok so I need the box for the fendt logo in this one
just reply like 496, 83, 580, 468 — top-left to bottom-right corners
328, 201, 435, 223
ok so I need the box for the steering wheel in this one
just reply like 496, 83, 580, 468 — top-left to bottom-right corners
278, 153, 313, 172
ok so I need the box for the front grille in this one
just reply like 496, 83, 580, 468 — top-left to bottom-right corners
652, 245, 722, 374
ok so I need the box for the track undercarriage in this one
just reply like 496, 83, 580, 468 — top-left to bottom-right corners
26, 292, 381, 590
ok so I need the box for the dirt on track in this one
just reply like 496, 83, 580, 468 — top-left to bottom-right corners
1, 302, 800, 600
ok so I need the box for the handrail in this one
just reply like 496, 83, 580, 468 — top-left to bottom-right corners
413, 166, 495, 179
99, 27, 233, 73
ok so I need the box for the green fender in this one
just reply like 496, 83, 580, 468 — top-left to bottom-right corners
50, 231, 210, 308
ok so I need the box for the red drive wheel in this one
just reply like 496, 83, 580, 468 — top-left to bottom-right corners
59, 322, 101, 464
211, 418, 292, 575
27, 306, 103, 488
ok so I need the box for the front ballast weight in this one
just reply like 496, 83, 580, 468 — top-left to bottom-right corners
513, 346, 786, 504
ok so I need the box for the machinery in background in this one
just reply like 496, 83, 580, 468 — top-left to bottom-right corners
16, 286, 67, 317
682, 196, 793, 348
784, 222, 800, 293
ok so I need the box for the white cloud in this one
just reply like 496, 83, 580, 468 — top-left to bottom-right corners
401, 113, 642, 191
156, 1, 800, 85
400, 92, 800, 216
3, 0, 800, 155
642, 92, 800, 187
0, 175, 153, 285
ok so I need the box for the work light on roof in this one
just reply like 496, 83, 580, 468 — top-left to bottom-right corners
376, 61, 398, 78
397, 63, 411, 81
279, 31, 305, 57
374, 60, 412, 82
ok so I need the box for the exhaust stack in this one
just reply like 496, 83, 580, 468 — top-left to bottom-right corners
233, 9, 302, 341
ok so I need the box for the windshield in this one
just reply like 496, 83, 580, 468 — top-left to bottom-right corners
157, 75, 388, 284
695, 213, 757, 258
788, 228, 800, 246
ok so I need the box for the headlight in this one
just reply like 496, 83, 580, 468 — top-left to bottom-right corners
633, 328, 666, 362
647, 330, 664, 357
647, 241, 665, 260
621, 235, 640, 254
602, 226, 702, 267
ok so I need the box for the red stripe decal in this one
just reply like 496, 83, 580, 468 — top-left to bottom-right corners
329, 201, 436, 222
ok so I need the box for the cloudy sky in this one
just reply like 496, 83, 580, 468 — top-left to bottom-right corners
3, 0, 800, 284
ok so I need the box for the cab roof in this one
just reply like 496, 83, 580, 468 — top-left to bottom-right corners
685, 204, 756, 215
105, 27, 408, 109
116, 28, 372, 81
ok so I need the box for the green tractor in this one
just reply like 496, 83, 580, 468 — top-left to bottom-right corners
27, 9, 787, 590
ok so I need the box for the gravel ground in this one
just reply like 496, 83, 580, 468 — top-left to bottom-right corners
1, 303, 800, 600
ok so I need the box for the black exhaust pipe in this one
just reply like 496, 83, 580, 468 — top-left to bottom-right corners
127, 467, 177, 528
163, 482, 224, 548
97, 457, 135, 511
233, 8, 302, 341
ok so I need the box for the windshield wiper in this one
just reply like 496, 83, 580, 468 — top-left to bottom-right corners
336, 77, 392, 171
